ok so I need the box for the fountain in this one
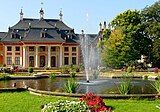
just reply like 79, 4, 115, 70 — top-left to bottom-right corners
80, 30, 100, 83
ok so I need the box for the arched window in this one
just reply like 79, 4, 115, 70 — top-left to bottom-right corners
29, 56, 34, 67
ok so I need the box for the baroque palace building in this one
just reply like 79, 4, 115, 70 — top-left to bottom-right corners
0, 8, 98, 68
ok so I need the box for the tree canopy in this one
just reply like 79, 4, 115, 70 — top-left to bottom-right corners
99, 1, 160, 68
141, 0, 160, 66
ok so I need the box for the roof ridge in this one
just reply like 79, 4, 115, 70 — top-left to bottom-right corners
31, 19, 54, 28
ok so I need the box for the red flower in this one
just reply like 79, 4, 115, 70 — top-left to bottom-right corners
80, 93, 112, 112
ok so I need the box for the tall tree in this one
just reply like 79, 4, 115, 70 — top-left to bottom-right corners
101, 10, 150, 68
111, 10, 150, 57
102, 28, 127, 68
141, 0, 160, 67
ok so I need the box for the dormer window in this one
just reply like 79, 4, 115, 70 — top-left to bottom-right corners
41, 29, 47, 38
11, 33, 16, 38
41, 32, 46, 38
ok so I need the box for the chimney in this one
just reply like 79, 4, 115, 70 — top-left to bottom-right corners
99, 22, 102, 31
39, 8, 44, 19
20, 8, 24, 20
104, 21, 106, 29
59, 9, 63, 21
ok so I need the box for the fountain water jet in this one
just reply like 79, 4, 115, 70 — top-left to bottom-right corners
80, 30, 100, 83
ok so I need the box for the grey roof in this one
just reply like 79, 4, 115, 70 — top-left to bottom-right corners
31, 19, 54, 29
1, 29, 23, 42
1, 17, 98, 44
23, 28, 65, 42
11, 18, 72, 30
0, 32, 7, 38
45, 19, 72, 30
2, 18, 78, 43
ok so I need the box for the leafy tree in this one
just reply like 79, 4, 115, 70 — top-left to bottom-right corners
141, 1, 160, 67
102, 28, 126, 68
111, 10, 150, 57
102, 28, 111, 40
101, 10, 149, 68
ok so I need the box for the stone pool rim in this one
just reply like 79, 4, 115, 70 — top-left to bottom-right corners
27, 87, 160, 99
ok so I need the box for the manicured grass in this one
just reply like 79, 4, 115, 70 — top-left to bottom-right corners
0, 91, 160, 112
0, 92, 73, 112
105, 99, 160, 112
102, 71, 160, 77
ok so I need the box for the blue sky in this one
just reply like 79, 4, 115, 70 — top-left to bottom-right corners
0, 0, 158, 34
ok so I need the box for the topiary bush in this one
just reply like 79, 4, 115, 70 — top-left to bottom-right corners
49, 73, 56, 80
0, 74, 11, 81
127, 66, 133, 73
60, 66, 70, 74
3, 68, 13, 74
28, 67, 33, 73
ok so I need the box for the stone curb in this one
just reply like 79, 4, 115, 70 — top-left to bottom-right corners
28, 87, 160, 99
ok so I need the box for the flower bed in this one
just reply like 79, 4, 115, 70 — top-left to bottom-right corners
41, 93, 112, 112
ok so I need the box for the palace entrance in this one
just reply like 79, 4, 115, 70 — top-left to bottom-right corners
40, 56, 45, 67
29, 56, 34, 67
51, 56, 56, 67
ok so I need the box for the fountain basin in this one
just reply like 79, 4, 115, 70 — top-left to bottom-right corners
0, 77, 156, 94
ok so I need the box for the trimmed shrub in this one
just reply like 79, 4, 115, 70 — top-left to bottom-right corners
45, 67, 50, 70
3, 68, 13, 74
60, 66, 70, 74
28, 67, 33, 73
49, 73, 56, 80
127, 66, 132, 73
0, 74, 11, 81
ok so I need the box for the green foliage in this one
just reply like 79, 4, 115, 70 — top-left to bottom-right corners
101, 28, 127, 68
63, 78, 79, 93
60, 66, 70, 74
45, 67, 50, 70
3, 68, 13, 74
0, 74, 11, 81
60, 65, 80, 74
28, 67, 33, 73
92, 70, 99, 79
127, 66, 133, 73
118, 79, 132, 95
151, 79, 160, 94
49, 73, 56, 80
41, 100, 89, 112
101, 9, 154, 68
79, 63, 85, 71
70, 71, 76, 78
141, 1, 160, 67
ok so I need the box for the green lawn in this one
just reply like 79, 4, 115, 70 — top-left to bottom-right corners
0, 91, 160, 112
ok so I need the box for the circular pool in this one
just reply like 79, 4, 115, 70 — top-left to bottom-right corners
0, 77, 156, 94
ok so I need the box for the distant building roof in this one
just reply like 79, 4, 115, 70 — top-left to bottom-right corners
10, 18, 72, 30
1, 18, 78, 43
1, 17, 98, 44
0, 32, 7, 40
